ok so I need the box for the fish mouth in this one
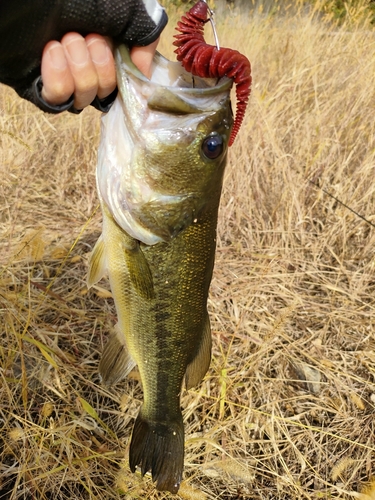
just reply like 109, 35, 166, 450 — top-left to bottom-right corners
115, 45, 233, 114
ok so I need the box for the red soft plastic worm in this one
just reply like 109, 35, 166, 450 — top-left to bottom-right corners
174, 0, 251, 146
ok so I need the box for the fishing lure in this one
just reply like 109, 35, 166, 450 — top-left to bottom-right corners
174, 0, 252, 146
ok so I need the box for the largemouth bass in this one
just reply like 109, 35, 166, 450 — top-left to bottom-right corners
87, 45, 233, 493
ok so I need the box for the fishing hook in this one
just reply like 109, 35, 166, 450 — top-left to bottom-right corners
201, 0, 220, 50
174, 0, 251, 146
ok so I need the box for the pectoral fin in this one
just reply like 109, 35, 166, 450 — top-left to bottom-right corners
102, 202, 154, 299
99, 324, 136, 385
184, 314, 212, 390
124, 242, 155, 300
87, 235, 106, 288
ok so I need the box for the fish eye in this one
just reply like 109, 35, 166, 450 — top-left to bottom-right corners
201, 133, 224, 160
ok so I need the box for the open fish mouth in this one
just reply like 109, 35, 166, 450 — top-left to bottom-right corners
117, 44, 233, 100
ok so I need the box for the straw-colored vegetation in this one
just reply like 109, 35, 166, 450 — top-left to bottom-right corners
1, 1, 375, 498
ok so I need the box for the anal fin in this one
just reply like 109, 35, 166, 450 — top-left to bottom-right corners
87, 235, 106, 288
99, 324, 136, 385
184, 314, 212, 390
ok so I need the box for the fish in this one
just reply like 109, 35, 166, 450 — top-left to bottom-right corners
87, 44, 233, 493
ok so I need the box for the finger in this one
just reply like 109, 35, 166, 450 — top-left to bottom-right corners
61, 32, 99, 110
41, 41, 74, 105
130, 38, 159, 79
85, 34, 116, 100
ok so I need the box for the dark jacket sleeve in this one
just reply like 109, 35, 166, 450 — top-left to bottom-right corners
0, 0, 167, 110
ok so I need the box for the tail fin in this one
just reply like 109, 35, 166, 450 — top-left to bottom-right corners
129, 409, 184, 493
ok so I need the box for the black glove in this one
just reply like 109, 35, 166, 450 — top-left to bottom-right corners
0, 0, 167, 112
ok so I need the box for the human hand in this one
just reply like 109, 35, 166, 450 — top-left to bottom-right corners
41, 34, 159, 110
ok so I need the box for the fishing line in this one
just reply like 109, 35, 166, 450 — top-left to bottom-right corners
307, 177, 375, 229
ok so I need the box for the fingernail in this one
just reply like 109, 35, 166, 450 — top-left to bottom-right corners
87, 39, 109, 66
65, 38, 89, 67
47, 44, 67, 70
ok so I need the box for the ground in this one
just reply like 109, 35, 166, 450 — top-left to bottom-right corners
1, 3, 375, 499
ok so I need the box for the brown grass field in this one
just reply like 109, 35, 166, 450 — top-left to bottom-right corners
2, 2, 375, 499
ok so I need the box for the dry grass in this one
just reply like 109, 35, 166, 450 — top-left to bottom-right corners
2, 3, 375, 499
